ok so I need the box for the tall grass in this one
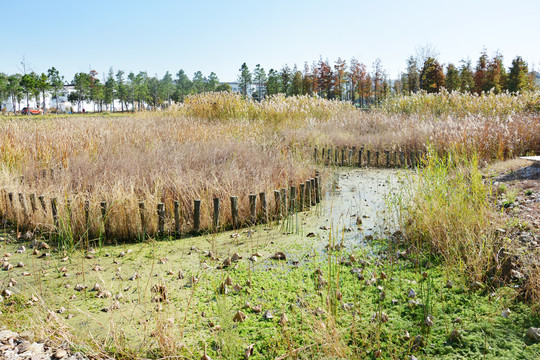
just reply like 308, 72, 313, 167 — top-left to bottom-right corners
397, 149, 501, 282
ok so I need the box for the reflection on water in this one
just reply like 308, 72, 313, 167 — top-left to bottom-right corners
320, 168, 407, 247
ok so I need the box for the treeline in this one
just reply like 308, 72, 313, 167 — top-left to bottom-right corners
239, 50, 538, 104
0, 49, 537, 113
0, 68, 231, 113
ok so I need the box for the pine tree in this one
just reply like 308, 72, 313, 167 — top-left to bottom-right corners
445, 64, 460, 92
237, 63, 252, 97
507, 56, 531, 93
459, 59, 474, 93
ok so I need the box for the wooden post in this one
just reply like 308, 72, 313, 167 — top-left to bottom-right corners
280, 188, 287, 217
100, 201, 108, 238
341, 148, 345, 167
38, 195, 47, 213
212, 198, 220, 230
18, 193, 27, 219
259, 192, 267, 224
230, 196, 239, 228
394, 151, 398, 168
322, 148, 326, 164
385, 150, 390, 167
305, 180, 311, 209
28, 194, 37, 213
348, 149, 353, 166
400, 151, 405, 167
310, 179, 316, 205
327, 148, 331, 165
375, 151, 380, 167
193, 199, 201, 233
289, 186, 296, 213
51, 198, 59, 230
358, 148, 363, 167
157, 203, 165, 235
314, 177, 320, 203
84, 200, 90, 228
299, 183, 305, 211
139, 201, 146, 235
174, 200, 181, 235
367, 150, 371, 167
249, 194, 257, 225
8, 192, 13, 209
313, 148, 318, 163
334, 148, 338, 165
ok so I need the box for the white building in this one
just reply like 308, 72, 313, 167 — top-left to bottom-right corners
222, 82, 266, 99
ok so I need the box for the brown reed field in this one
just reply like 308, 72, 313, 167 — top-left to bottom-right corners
1, 92, 540, 360
0, 92, 539, 243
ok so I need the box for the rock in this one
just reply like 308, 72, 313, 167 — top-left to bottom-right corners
501, 308, 511, 318
408, 289, 416, 298
424, 314, 434, 327
55, 348, 68, 358
526, 327, 540, 342
0, 330, 17, 343
446, 280, 453, 288
16, 246, 26, 254
177, 269, 184, 279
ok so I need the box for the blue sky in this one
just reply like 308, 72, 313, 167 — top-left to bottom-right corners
1, 0, 539, 82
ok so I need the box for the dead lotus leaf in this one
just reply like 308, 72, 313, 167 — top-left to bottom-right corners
279, 313, 288, 326
271, 252, 286, 260
231, 253, 242, 262
244, 344, 254, 359
233, 310, 247, 322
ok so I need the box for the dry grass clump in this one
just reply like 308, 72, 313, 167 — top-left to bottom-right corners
180, 91, 355, 123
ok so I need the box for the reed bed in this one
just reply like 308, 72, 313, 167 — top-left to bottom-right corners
0, 92, 539, 243
0, 113, 317, 242
380, 90, 540, 117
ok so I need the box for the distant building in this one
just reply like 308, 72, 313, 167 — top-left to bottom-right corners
221, 82, 266, 99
